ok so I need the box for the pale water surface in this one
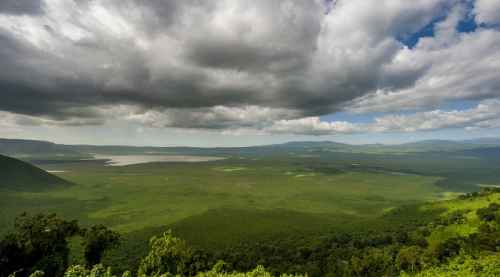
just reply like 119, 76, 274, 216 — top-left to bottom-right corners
93, 154, 225, 166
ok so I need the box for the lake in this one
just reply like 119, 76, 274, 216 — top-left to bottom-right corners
93, 154, 226, 166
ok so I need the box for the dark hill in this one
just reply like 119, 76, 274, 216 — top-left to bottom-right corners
0, 154, 70, 191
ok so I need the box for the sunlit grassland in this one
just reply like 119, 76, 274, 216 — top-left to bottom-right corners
0, 156, 470, 273
1, 158, 446, 239
423, 192, 500, 246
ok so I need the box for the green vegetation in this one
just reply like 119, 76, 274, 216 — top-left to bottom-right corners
1, 189, 499, 276
0, 154, 70, 191
0, 213, 119, 277
403, 254, 500, 277
1, 139, 500, 276
1, 158, 444, 237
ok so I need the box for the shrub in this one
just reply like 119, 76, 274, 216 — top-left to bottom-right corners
138, 230, 192, 276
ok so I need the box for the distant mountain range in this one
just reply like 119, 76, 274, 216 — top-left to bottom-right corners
0, 138, 85, 158
274, 139, 500, 154
462, 138, 500, 145
0, 137, 499, 160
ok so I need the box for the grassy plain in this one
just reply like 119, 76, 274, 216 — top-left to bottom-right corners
1, 157, 446, 241
2, 139, 500, 274
2, 149, 499, 273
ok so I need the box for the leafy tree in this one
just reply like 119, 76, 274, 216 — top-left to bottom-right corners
29, 271, 45, 277
81, 225, 120, 266
349, 247, 394, 276
426, 237, 463, 263
440, 210, 466, 225
1, 214, 122, 277
137, 230, 192, 276
1, 213, 80, 277
469, 223, 500, 252
402, 254, 500, 277
196, 264, 304, 277
476, 203, 499, 222
64, 264, 130, 277
396, 246, 423, 273
394, 231, 409, 244
0, 234, 24, 277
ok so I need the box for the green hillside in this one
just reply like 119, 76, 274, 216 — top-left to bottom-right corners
0, 154, 70, 191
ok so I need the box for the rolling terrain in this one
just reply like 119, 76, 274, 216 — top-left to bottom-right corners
0, 138, 499, 275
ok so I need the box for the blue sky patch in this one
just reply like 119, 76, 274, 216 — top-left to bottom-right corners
397, 1, 479, 48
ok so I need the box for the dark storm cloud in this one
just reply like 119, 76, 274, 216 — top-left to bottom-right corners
0, 0, 44, 15
0, 0, 324, 123
185, 39, 310, 74
0, 0, 500, 132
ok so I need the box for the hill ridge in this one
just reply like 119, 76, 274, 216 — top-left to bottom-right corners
0, 154, 70, 191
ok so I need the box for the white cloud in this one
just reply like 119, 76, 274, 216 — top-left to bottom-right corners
0, 0, 499, 137
348, 11, 500, 113
267, 117, 360, 135
474, 0, 500, 24
125, 106, 301, 130
0, 112, 23, 135
370, 99, 500, 132
265, 99, 500, 135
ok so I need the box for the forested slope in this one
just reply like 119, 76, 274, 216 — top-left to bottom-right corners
1, 189, 499, 276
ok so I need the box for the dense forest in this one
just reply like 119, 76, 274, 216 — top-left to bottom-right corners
1, 188, 499, 277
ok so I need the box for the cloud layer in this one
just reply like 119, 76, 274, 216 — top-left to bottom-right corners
0, 0, 500, 136
266, 99, 500, 135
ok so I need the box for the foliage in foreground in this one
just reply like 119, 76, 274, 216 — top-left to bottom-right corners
0, 213, 119, 277
2, 188, 500, 277
401, 253, 500, 277
60, 263, 302, 277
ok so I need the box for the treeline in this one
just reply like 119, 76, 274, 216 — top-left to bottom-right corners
1, 188, 499, 277
0, 213, 119, 277
194, 189, 499, 276
0, 217, 295, 277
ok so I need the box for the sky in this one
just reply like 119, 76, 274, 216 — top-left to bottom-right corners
0, 0, 500, 146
